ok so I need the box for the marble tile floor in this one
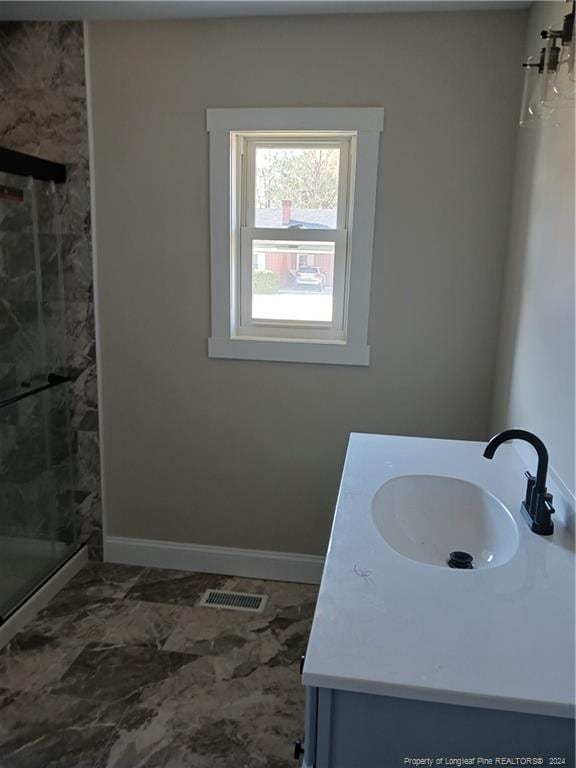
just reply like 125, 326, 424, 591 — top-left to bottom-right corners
0, 562, 319, 768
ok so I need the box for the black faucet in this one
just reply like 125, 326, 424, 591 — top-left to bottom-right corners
483, 429, 555, 536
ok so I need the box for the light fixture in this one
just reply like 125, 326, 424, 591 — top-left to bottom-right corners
552, 13, 576, 102
519, 0, 575, 126
519, 49, 547, 125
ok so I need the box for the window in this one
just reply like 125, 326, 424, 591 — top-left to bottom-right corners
207, 108, 384, 365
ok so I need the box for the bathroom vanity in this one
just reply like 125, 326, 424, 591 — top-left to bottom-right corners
300, 434, 575, 767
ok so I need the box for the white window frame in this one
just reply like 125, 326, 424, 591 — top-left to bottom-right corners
239, 135, 350, 342
207, 107, 384, 366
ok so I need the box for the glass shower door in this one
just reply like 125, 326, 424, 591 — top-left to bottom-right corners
0, 169, 78, 620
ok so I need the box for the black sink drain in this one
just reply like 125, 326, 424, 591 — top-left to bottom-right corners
448, 551, 474, 569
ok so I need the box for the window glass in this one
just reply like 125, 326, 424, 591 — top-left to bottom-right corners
251, 239, 335, 322
254, 147, 340, 230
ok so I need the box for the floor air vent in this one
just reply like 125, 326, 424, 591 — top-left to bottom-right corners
199, 589, 268, 613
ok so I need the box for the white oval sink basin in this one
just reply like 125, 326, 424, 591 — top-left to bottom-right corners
371, 475, 519, 569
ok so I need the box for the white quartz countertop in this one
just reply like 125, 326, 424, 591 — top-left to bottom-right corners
302, 433, 575, 718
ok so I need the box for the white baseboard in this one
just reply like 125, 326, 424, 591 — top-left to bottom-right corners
104, 536, 324, 585
0, 546, 88, 649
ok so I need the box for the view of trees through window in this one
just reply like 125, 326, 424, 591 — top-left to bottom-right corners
255, 147, 340, 217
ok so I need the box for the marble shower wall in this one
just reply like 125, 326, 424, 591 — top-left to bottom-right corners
0, 22, 102, 556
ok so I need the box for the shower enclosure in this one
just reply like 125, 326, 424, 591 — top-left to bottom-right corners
0, 148, 82, 623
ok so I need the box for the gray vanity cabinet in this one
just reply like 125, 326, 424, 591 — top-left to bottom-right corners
300, 684, 575, 768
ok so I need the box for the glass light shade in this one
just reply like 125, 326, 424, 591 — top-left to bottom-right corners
537, 38, 559, 119
551, 42, 576, 102
519, 57, 545, 126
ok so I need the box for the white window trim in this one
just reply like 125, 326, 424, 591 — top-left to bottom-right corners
207, 107, 384, 366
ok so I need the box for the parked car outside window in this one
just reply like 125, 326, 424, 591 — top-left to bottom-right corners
290, 265, 326, 291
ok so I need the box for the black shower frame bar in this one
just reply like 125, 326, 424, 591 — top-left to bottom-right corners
0, 374, 71, 410
0, 147, 66, 184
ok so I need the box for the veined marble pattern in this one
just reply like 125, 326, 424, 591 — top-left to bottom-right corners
0, 21, 101, 557
0, 563, 318, 768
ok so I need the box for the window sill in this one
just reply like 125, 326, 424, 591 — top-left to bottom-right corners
208, 337, 370, 366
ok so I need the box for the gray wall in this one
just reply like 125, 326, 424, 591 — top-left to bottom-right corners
0, 22, 102, 555
492, 2, 575, 495
88, 11, 526, 555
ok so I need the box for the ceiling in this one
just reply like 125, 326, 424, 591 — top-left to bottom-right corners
0, 0, 531, 21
